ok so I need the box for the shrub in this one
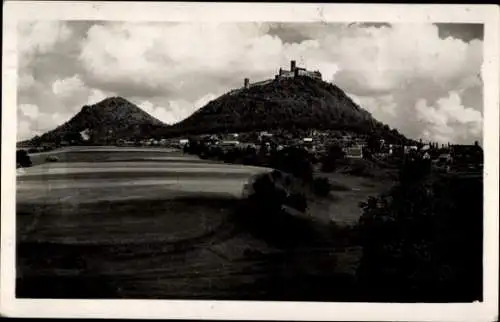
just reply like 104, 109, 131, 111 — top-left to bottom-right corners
16, 150, 32, 168
270, 146, 313, 182
312, 177, 332, 197
285, 192, 308, 212
321, 144, 345, 172
46, 155, 60, 162
356, 158, 483, 302
343, 160, 376, 178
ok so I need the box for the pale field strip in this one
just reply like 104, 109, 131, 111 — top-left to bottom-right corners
17, 167, 270, 176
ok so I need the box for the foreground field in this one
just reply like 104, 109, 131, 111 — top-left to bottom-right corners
16, 147, 389, 300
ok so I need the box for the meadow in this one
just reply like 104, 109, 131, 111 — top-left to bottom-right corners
16, 147, 394, 300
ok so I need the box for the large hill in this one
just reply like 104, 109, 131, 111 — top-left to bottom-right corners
162, 76, 410, 144
20, 97, 169, 146
21, 77, 412, 147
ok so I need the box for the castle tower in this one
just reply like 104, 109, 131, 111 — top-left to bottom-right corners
290, 60, 296, 71
244, 78, 250, 89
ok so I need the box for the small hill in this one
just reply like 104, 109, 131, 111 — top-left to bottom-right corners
20, 97, 169, 146
163, 76, 410, 144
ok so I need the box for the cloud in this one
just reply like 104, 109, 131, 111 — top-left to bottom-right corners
77, 23, 337, 101
17, 21, 483, 144
138, 92, 218, 125
331, 24, 482, 96
18, 120, 34, 141
18, 21, 73, 68
349, 93, 398, 120
194, 93, 218, 110
19, 103, 39, 119
415, 91, 482, 144
87, 88, 113, 106
17, 103, 72, 141
18, 74, 36, 91
138, 101, 174, 124
52, 75, 85, 97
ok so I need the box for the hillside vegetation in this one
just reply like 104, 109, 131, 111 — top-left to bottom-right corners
21, 97, 169, 146
21, 77, 411, 147
164, 77, 409, 144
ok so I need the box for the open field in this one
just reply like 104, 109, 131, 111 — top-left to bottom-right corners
308, 172, 396, 225
16, 147, 391, 300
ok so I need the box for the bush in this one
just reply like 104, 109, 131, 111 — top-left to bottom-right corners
285, 192, 308, 212
222, 147, 243, 163
343, 160, 376, 178
321, 144, 345, 172
312, 177, 332, 197
16, 150, 32, 168
356, 158, 483, 302
46, 155, 60, 162
270, 146, 313, 182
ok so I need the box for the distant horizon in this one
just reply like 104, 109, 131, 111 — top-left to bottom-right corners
18, 21, 484, 144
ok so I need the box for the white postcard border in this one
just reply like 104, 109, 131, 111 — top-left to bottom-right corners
1, 2, 498, 321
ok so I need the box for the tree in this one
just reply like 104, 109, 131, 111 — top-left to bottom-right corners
321, 144, 345, 172
356, 157, 483, 301
270, 146, 313, 182
16, 150, 32, 168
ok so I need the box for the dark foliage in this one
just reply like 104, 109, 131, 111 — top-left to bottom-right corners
236, 171, 313, 249
269, 146, 314, 182
356, 157, 483, 302
20, 97, 170, 146
45, 155, 60, 162
162, 77, 410, 144
312, 177, 332, 197
321, 144, 345, 172
344, 160, 375, 178
16, 150, 32, 168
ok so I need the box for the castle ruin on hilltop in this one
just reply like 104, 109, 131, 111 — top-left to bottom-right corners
243, 60, 323, 89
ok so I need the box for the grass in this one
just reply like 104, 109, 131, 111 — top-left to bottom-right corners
326, 180, 351, 192
306, 171, 396, 225
16, 147, 392, 300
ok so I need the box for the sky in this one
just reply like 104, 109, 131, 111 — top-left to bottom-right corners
17, 21, 484, 144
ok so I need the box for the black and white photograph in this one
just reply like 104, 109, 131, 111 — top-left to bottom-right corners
1, 2, 499, 321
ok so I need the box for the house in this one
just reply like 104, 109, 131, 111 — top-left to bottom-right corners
344, 145, 363, 159
434, 153, 453, 164
450, 143, 483, 166
221, 140, 240, 147
404, 145, 418, 154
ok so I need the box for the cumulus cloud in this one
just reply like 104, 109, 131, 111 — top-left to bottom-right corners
87, 88, 113, 106
415, 91, 482, 143
138, 93, 218, 125
17, 21, 483, 144
349, 93, 398, 122
18, 21, 73, 68
326, 24, 483, 97
52, 75, 85, 97
139, 101, 175, 124
19, 103, 39, 119
78, 22, 324, 100
18, 73, 36, 91
18, 120, 34, 141
17, 103, 72, 141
